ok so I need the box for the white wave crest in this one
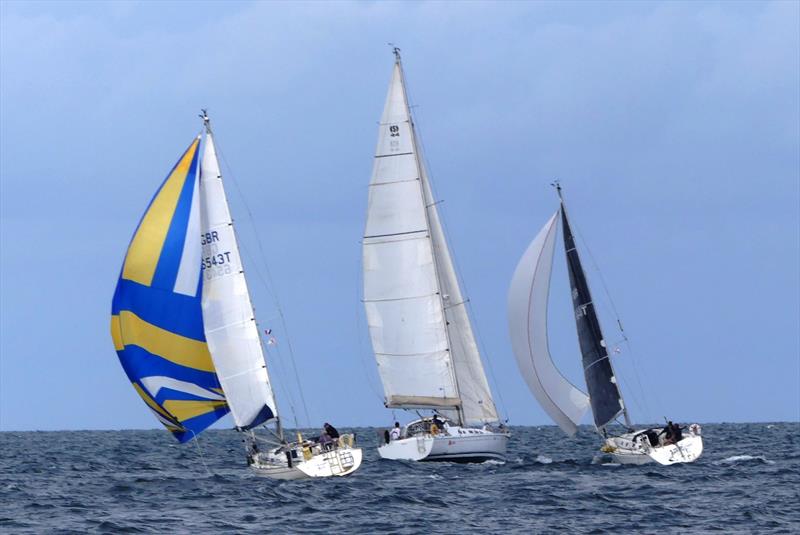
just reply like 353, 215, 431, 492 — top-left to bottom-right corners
713, 455, 775, 465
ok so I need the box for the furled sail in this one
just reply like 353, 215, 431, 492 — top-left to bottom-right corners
362, 59, 460, 410
199, 130, 277, 430
111, 138, 229, 442
508, 212, 590, 436
560, 205, 625, 429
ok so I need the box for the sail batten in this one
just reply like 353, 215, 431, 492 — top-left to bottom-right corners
508, 212, 591, 436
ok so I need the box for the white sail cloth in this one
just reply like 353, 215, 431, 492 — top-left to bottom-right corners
363, 62, 460, 408
363, 59, 498, 424
508, 212, 590, 435
200, 133, 278, 429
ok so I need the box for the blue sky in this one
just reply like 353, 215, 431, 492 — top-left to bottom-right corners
1, 1, 798, 432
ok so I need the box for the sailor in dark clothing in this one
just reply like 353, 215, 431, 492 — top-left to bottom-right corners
324, 423, 340, 439
662, 421, 675, 444
324, 423, 340, 448
671, 422, 683, 442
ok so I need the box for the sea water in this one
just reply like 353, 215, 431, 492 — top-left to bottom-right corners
1, 423, 798, 533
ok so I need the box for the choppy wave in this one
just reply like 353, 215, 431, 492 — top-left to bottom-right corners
713, 454, 776, 466
1, 423, 798, 533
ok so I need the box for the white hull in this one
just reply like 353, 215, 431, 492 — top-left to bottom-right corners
250, 436, 362, 479
378, 423, 508, 463
605, 425, 704, 465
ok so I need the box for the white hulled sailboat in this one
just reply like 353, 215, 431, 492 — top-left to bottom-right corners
362, 50, 508, 462
111, 113, 361, 479
507, 183, 702, 465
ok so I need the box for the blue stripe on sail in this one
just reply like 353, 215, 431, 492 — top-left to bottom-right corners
112, 279, 205, 341
151, 149, 200, 291
120, 139, 201, 285
240, 404, 275, 430
172, 409, 231, 443
116, 346, 222, 391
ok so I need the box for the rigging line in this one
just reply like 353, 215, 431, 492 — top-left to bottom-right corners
410, 102, 509, 423
570, 221, 657, 422
236, 245, 299, 417
229, 223, 302, 429
260, 332, 300, 430
190, 431, 212, 477
213, 139, 312, 429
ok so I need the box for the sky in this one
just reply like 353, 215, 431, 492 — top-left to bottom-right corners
1, 0, 798, 432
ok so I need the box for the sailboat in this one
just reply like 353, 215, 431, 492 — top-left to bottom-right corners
362, 50, 509, 463
507, 183, 703, 465
110, 113, 362, 479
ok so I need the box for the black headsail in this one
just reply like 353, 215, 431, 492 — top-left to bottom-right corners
556, 186, 626, 432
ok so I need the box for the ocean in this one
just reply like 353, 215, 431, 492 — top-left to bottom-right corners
1, 423, 798, 534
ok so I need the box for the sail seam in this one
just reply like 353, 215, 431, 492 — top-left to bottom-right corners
362, 235, 428, 245
363, 229, 426, 239
370, 178, 419, 186
376, 351, 448, 357
363, 293, 439, 303
374, 152, 413, 159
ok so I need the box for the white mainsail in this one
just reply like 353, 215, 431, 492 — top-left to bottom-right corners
363, 55, 498, 424
200, 131, 278, 430
507, 211, 590, 435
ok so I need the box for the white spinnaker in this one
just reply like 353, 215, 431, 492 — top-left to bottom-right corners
362, 61, 460, 409
419, 162, 499, 425
508, 212, 590, 436
200, 132, 278, 428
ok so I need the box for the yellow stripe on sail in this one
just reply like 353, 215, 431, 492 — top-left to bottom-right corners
110, 315, 124, 351
133, 382, 180, 424
117, 310, 215, 373
122, 139, 199, 286
163, 399, 227, 422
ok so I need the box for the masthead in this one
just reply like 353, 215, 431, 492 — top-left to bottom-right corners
551, 179, 563, 200
199, 109, 212, 133
388, 43, 401, 63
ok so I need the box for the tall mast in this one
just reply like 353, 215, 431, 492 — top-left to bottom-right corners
554, 181, 631, 432
200, 110, 285, 443
393, 50, 466, 426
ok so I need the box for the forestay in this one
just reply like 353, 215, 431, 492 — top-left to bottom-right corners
507, 212, 590, 435
362, 60, 460, 410
199, 131, 277, 430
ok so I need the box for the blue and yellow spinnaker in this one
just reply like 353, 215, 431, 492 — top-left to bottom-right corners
111, 138, 229, 442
